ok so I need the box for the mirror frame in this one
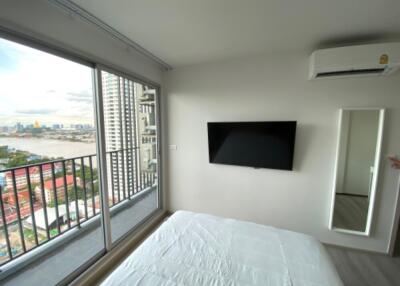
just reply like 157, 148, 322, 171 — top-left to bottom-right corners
329, 108, 385, 236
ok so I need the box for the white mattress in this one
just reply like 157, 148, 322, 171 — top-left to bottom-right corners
102, 211, 343, 286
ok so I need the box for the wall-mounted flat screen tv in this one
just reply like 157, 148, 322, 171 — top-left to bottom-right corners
208, 121, 297, 170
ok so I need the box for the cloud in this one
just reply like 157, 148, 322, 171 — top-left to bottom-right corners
0, 37, 94, 126
15, 108, 57, 115
67, 91, 93, 104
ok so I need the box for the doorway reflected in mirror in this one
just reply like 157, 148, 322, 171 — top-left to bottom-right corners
330, 109, 385, 235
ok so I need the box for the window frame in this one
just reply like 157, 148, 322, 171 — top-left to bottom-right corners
0, 27, 163, 283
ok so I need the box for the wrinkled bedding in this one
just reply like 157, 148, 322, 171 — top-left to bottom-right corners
101, 211, 343, 286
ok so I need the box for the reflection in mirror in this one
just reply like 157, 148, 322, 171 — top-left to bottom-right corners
331, 109, 384, 234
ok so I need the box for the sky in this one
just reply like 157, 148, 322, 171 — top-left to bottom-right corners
0, 37, 94, 127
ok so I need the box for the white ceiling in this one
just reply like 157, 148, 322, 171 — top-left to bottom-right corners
71, 0, 400, 68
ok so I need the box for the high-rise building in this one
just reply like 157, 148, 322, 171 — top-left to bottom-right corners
15, 122, 24, 132
137, 88, 157, 174
102, 72, 157, 201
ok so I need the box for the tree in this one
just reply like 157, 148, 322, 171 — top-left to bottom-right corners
6, 152, 29, 168
0, 146, 8, 158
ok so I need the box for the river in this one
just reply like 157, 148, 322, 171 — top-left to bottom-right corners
0, 137, 97, 159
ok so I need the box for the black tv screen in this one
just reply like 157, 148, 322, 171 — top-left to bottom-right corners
208, 121, 296, 170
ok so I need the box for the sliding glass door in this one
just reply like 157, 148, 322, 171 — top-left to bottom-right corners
0, 35, 161, 284
98, 68, 160, 245
0, 36, 105, 284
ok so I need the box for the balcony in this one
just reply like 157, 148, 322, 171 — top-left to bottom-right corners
0, 149, 158, 282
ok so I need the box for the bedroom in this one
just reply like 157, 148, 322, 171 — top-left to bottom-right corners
0, 0, 399, 285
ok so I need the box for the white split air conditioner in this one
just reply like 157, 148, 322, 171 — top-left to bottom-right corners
309, 43, 400, 79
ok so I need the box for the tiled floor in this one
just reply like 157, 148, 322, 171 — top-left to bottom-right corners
2, 188, 158, 286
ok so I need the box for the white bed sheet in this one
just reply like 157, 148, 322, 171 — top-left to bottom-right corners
101, 211, 343, 286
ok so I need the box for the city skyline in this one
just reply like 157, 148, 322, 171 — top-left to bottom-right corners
0, 120, 94, 129
0, 37, 95, 126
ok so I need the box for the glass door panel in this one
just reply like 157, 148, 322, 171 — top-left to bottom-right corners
99, 70, 159, 244
0, 36, 104, 284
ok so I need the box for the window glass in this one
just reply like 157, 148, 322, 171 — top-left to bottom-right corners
0, 37, 104, 284
101, 70, 159, 243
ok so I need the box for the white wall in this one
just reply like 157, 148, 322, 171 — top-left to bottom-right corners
0, 0, 163, 84
164, 52, 400, 253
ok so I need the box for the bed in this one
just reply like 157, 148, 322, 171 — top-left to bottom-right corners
101, 211, 343, 286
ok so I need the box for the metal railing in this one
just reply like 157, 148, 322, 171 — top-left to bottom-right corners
0, 148, 156, 266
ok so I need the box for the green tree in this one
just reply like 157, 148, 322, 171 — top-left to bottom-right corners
0, 146, 8, 158
6, 153, 29, 167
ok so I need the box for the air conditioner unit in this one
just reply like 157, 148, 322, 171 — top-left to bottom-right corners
309, 43, 400, 79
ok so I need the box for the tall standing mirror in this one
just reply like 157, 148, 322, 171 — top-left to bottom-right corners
329, 108, 385, 235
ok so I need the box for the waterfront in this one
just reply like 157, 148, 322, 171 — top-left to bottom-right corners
0, 137, 96, 159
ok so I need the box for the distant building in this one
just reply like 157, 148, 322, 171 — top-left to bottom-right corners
0, 126, 9, 133
69, 124, 85, 130
4, 163, 62, 190
1, 189, 30, 206
102, 72, 157, 197
25, 204, 78, 231
6, 146, 15, 153
25, 199, 99, 232
102, 72, 137, 194
27, 155, 42, 162
0, 193, 39, 226
15, 122, 24, 132
34, 175, 78, 204
33, 121, 40, 129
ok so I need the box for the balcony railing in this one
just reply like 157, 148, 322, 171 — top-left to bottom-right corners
0, 148, 156, 266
